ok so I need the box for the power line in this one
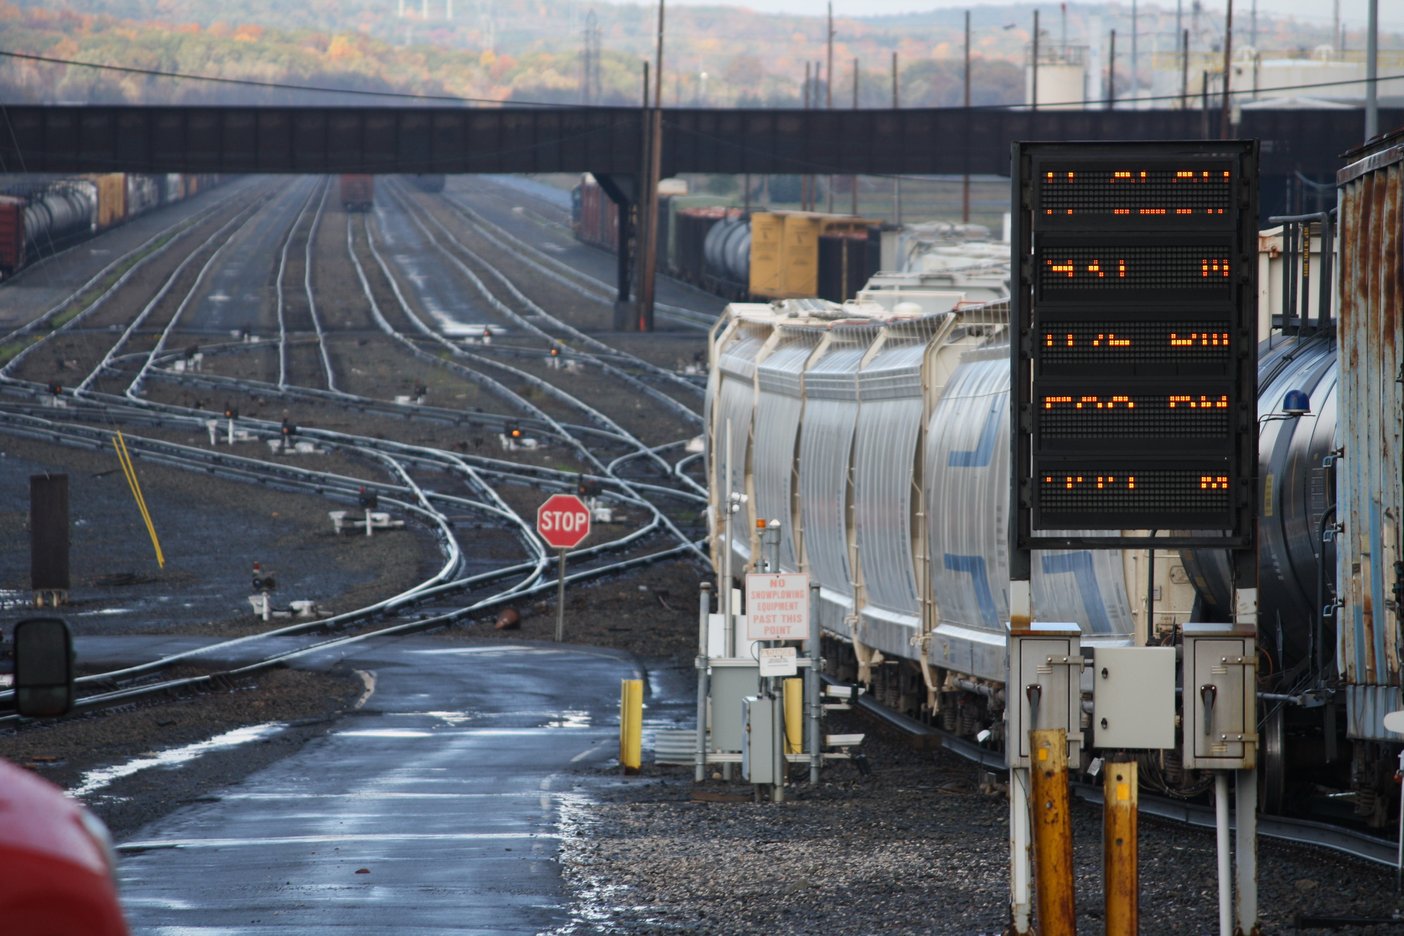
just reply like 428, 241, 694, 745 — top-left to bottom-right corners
0, 48, 590, 110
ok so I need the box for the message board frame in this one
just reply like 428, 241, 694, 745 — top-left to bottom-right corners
1010, 140, 1259, 552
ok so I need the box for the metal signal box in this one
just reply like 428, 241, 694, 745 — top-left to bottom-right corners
1091, 646, 1176, 750
741, 695, 776, 784
1183, 623, 1257, 769
1007, 623, 1083, 768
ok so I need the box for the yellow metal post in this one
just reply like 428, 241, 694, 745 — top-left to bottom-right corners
1104, 761, 1139, 934
113, 432, 165, 568
1029, 728, 1077, 935
783, 677, 803, 755
620, 679, 643, 774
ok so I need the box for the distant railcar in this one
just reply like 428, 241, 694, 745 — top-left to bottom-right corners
410, 174, 445, 193
340, 174, 375, 212
0, 172, 220, 280
570, 175, 885, 304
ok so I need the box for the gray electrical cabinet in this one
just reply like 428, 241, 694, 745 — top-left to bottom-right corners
1007, 623, 1083, 768
1183, 623, 1257, 769
710, 660, 760, 754
741, 695, 775, 784
1091, 646, 1176, 750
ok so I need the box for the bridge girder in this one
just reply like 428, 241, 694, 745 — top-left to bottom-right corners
0, 105, 1390, 180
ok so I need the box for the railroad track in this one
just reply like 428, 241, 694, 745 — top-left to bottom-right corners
843, 677, 1404, 871
0, 173, 711, 723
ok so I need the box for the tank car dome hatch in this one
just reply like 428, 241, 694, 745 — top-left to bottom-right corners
1281, 388, 1311, 415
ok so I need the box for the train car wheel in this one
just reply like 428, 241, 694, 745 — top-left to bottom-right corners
1261, 704, 1286, 814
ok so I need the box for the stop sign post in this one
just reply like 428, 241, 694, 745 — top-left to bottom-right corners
537, 493, 591, 641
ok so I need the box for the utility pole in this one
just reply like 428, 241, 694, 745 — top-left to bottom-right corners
827, 2, 835, 213
1109, 30, 1117, 108
1221, 0, 1233, 140
1131, 0, 1138, 106
1031, 9, 1040, 110
1182, 29, 1190, 109
803, 62, 812, 211
1367, 0, 1379, 140
851, 57, 859, 216
642, 0, 665, 330
963, 9, 971, 223
892, 50, 902, 224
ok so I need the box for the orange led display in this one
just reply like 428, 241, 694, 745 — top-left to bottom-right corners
1018, 141, 1257, 541
1169, 332, 1230, 347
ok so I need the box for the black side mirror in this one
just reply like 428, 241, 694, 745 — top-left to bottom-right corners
13, 617, 75, 718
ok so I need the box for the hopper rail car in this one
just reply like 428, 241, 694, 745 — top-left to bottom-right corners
707, 134, 1401, 827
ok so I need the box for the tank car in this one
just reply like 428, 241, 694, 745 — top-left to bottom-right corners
23, 182, 97, 260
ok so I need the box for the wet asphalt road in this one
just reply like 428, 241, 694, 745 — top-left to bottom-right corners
79, 636, 643, 935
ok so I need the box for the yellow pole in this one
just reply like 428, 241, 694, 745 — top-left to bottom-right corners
1029, 728, 1077, 935
1105, 761, 1139, 935
113, 432, 165, 568
783, 677, 803, 755
620, 678, 643, 774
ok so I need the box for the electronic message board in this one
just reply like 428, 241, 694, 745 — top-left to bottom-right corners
1011, 142, 1258, 549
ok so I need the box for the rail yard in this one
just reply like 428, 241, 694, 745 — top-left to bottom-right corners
0, 166, 1401, 934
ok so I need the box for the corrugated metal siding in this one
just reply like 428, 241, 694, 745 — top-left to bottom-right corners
1337, 150, 1404, 721
926, 354, 1133, 640
927, 356, 1012, 634
854, 341, 925, 616
799, 345, 867, 596
755, 342, 813, 571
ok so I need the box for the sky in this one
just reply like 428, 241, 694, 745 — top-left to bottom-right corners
635, 0, 1404, 31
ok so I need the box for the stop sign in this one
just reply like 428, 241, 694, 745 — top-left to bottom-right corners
537, 493, 591, 549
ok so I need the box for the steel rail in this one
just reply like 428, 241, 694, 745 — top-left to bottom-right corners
273, 176, 327, 390
838, 678, 1404, 870
437, 179, 718, 332
0, 177, 280, 381
396, 185, 703, 428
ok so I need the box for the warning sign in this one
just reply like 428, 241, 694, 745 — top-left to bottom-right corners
745, 572, 811, 641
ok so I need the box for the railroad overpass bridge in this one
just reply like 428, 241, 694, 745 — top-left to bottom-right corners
1, 103, 1391, 318
2, 103, 1385, 194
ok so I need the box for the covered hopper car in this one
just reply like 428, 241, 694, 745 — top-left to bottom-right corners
705, 180, 1402, 818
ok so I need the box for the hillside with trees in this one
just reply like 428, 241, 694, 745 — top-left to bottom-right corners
0, 0, 1393, 109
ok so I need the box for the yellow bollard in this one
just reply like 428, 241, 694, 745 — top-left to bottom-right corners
620, 679, 642, 774
1029, 728, 1077, 936
1104, 761, 1139, 935
783, 678, 803, 755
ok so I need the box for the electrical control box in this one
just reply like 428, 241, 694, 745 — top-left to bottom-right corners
1091, 646, 1176, 750
1183, 623, 1257, 769
1006, 623, 1083, 768
741, 695, 775, 784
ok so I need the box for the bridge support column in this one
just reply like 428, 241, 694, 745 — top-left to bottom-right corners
595, 173, 638, 331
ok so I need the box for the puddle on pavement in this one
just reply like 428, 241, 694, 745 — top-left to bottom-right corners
70, 723, 286, 798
